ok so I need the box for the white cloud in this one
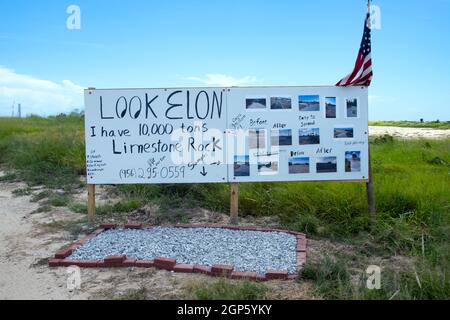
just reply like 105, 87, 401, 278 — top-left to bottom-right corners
0, 66, 85, 116
187, 74, 262, 87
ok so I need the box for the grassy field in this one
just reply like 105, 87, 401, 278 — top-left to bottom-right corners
369, 120, 450, 129
0, 115, 449, 300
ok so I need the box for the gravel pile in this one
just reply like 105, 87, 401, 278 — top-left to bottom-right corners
68, 227, 297, 274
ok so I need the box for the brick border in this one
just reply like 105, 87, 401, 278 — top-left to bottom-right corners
49, 223, 307, 281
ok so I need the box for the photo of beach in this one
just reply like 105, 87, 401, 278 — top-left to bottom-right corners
316, 157, 337, 173
270, 97, 292, 110
299, 95, 320, 111
325, 97, 337, 118
246, 98, 267, 110
345, 151, 361, 172
299, 128, 320, 145
257, 155, 279, 175
334, 127, 354, 138
234, 155, 250, 176
346, 98, 358, 117
271, 129, 292, 146
289, 157, 310, 174
249, 129, 266, 149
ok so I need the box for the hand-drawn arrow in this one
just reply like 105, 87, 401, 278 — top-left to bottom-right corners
200, 166, 208, 176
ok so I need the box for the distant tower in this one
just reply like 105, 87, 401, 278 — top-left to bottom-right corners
18, 104, 22, 118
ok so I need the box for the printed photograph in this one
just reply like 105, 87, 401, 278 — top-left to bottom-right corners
299, 95, 320, 111
234, 155, 250, 177
345, 151, 361, 173
316, 157, 337, 173
257, 155, 279, 175
334, 127, 354, 138
325, 97, 337, 118
246, 98, 267, 110
346, 98, 358, 117
299, 128, 320, 145
271, 129, 292, 146
289, 157, 310, 174
249, 129, 266, 149
270, 97, 292, 110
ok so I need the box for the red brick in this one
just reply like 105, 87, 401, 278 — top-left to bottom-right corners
193, 265, 211, 274
173, 264, 194, 273
231, 272, 258, 280
266, 270, 288, 280
256, 228, 274, 232
123, 259, 137, 267
256, 275, 267, 282
296, 252, 307, 270
74, 235, 94, 245
92, 228, 105, 235
287, 274, 298, 280
296, 236, 307, 252
100, 223, 117, 230
134, 260, 154, 268
59, 260, 82, 267
73, 260, 100, 268
154, 257, 176, 270
223, 225, 240, 230
48, 259, 63, 267
241, 226, 258, 231
124, 223, 143, 229
174, 224, 193, 228
211, 264, 234, 276
55, 248, 73, 259
104, 255, 126, 264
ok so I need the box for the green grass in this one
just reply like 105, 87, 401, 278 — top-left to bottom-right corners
369, 120, 450, 129
0, 115, 449, 299
70, 199, 143, 215
299, 254, 449, 300
0, 114, 85, 188
185, 278, 268, 300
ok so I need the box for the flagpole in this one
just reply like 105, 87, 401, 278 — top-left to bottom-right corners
365, 0, 376, 217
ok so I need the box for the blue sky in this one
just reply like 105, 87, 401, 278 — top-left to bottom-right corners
1, 0, 449, 120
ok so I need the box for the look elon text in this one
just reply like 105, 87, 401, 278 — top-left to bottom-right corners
89, 90, 224, 155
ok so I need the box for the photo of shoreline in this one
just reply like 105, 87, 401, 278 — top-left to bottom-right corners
299, 95, 320, 111
234, 155, 250, 176
325, 97, 337, 118
316, 157, 337, 173
271, 97, 292, 110
289, 157, 310, 174
246, 98, 267, 110
299, 128, 320, 145
345, 151, 361, 172
271, 129, 292, 146
334, 128, 354, 138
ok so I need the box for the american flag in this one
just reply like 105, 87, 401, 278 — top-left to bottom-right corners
336, 8, 373, 87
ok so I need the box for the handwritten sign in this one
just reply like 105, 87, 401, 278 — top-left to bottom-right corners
84, 86, 368, 184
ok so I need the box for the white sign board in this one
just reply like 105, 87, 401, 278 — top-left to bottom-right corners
226, 86, 369, 182
85, 86, 368, 184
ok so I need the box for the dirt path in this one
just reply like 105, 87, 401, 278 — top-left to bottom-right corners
369, 126, 450, 139
0, 181, 81, 299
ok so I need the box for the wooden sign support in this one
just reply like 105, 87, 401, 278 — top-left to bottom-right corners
87, 184, 96, 224
230, 183, 239, 225
366, 148, 376, 217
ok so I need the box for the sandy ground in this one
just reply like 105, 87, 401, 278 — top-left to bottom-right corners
369, 126, 450, 139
